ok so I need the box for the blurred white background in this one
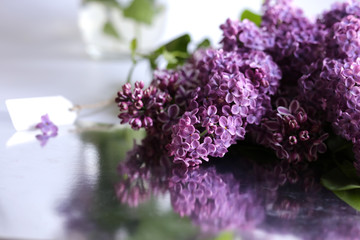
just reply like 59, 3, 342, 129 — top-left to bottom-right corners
0, 0, 339, 113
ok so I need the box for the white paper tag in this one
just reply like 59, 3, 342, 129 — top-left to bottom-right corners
5, 96, 77, 131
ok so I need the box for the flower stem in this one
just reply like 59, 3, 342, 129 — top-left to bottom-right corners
200, 130, 208, 137
69, 98, 114, 112
127, 61, 137, 84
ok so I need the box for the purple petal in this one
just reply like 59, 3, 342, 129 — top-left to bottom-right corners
219, 116, 227, 128
277, 106, 291, 115
225, 93, 234, 103
289, 100, 300, 114
207, 105, 217, 116
168, 104, 180, 118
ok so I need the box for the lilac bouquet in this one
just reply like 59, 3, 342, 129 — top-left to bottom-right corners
115, 0, 360, 203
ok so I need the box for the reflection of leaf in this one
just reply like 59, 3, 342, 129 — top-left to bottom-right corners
321, 161, 360, 211
84, 0, 120, 8
214, 231, 234, 240
103, 21, 121, 39
240, 9, 262, 27
123, 0, 157, 25
333, 189, 360, 211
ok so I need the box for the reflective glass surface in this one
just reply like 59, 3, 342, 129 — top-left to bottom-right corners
1, 117, 359, 240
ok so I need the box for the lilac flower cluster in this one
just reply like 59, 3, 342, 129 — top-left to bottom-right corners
116, 38, 281, 166
295, 0, 360, 173
35, 114, 58, 146
220, 18, 274, 51
116, 0, 360, 174
166, 49, 281, 166
260, 0, 326, 82
115, 82, 170, 131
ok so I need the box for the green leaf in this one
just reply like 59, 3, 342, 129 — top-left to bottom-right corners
196, 38, 211, 50
321, 161, 360, 211
123, 0, 156, 25
321, 168, 360, 191
162, 34, 191, 53
162, 50, 178, 65
103, 21, 120, 39
146, 34, 191, 70
240, 9, 262, 27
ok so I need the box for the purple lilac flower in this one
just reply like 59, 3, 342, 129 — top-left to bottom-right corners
318, 0, 360, 28
261, 0, 326, 82
220, 18, 274, 51
165, 48, 281, 166
115, 82, 170, 131
332, 15, 360, 59
252, 99, 328, 163
35, 114, 58, 146
117, 44, 281, 166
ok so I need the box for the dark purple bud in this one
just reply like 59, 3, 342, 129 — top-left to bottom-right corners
288, 119, 299, 130
131, 118, 142, 130
296, 110, 307, 123
133, 88, 143, 100
143, 117, 153, 128
118, 102, 128, 111
261, 79, 269, 87
134, 100, 143, 109
273, 132, 283, 142
135, 81, 144, 89
288, 136, 297, 145
122, 83, 132, 95
299, 130, 310, 141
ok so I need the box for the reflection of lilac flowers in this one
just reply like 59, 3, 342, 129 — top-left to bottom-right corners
169, 165, 265, 233
116, 134, 360, 239
116, 136, 171, 207
35, 114, 58, 146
